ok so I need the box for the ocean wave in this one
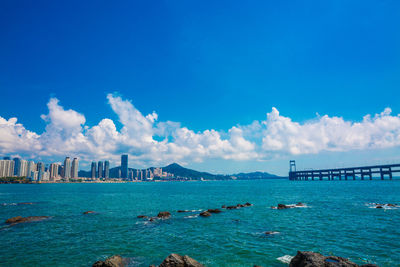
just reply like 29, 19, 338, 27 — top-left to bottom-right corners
184, 214, 199, 219
1, 203, 17, 206
277, 255, 294, 264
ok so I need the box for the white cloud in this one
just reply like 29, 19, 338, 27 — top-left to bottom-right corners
1, 94, 400, 167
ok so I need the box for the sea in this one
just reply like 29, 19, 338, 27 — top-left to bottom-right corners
0, 180, 399, 267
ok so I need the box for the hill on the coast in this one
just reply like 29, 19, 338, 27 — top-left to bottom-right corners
78, 163, 284, 180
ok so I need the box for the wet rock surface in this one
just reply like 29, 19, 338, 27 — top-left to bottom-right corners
157, 253, 205, 267
199, 211, 211, 217
83, 211, 96, 214
157, 211, 171, 219
289, 251, 378, 267
5, 216, 50, 225
92, 255, 124, 267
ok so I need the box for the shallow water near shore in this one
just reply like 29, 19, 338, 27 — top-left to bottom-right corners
0, 180, 399, 266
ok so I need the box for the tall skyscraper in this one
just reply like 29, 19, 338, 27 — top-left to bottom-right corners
13, 157, 21, 176
18, 160, 28, 177
121, 154, 128, 179
91, 162, 97, 179
63, 157, 71, 179
98, 161, 103, 179
71, 158, 79, 178
36, 162, 45, 173
0, 160, 14, 177
27, 161, 36, 178
49, 163, 59, 180
104, 161, 110, 179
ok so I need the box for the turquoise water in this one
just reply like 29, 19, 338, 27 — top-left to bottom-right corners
0, 180, 399, 267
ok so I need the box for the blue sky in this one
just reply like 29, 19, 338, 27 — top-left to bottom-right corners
1, 1, 400, 175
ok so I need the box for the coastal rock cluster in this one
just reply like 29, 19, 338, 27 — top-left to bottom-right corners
93, 254, 204, 267
370, 203, 398, 209
136, 202, 253, 222
289, 251, 379, 267
5, 216, 50, 225
92, 255, 124, 267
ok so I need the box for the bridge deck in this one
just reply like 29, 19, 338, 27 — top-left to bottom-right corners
289, 163, 400, 180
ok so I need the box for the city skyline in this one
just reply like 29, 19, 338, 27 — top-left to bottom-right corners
1, 1, 400, 175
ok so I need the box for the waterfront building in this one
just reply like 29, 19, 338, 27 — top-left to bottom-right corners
63, 157, 71, 179
104, 161, 110, 179
71, 158, 79, 178
27, 161, 36, 178
153, 168, 162, 177
28, 170, 38, 181
91, 162, 97, 179
49, 163, 60, 180
121, 154, 128, 179
13, 157, 21, 176
18, 160, 28, 177
0, 160, 15, 177
98, 161, 103, 179
37, 162, 45, 173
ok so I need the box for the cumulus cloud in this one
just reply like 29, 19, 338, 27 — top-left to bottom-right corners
1, 94, 400, 166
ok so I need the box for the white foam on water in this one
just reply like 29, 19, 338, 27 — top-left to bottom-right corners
277, 255, 294, 264
1, 203, 17, 206
184, 214, 199, 219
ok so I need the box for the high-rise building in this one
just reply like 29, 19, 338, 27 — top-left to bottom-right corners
63, 157, 71, 179
36, 162, 45, 173
71, 158, 79, 178
13, 157, 21, 176
0, 160, 15, 177
91, 162, 97, 179
98, 161, 103, 179
104, 161, 110, 179
18, 160, 28, 177
27, 161, 36, 178
49, 163, 59, 180
121, 154, 128, 179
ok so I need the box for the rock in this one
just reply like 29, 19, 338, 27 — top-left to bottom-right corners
177, 210, 189, 213
237, 204, 245, 208
83, 211, 96, 214
226, 205, 238, 210
157, 211, 171, 219
289, 251, 360, 267
277, 204, 290, 209
18, 202, 34, 205
5, 216, 50, 225
92, 255, 124, 267
149, 217, 155, 222
244, 202, 253, 206
221, 205, 226, 208
387, 203, 397, 207
158, 253, 204, 267
265, 231, 279, 235
376, 206, 383, 209
199, 211, 211, 217
207, 209, 222, 213
254, 265, 263, 267
137, 215, 148, 218
296, 202, 305, 206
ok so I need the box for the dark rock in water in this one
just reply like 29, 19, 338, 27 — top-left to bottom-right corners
265, 231, 279, 235
199, 211, 211, 217
18, 202, 34, 205
376, 205, 383, 209
177, 210, 190, 213
244, 202, 253, 206
254, 265, 263, 267
158, 253, 204, 267
237, 204, 245, 208
277, 204, 290, 209
226, 205, 238, 210
137, 215, 147, 218
5, 216, 50, 225
157, 211, 171, 219
289, 251, 363, 267
221, 205, 226, 208
92, 255, 124, 267
296, 202, 305, 207
83, 211, 96, 214
387, 203, 397, 207
207, 209, 222, 213
149, 217, 155, 222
